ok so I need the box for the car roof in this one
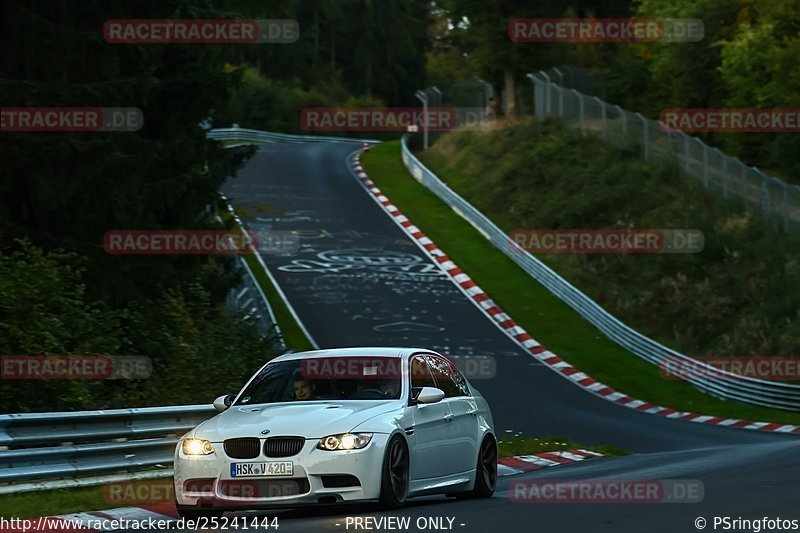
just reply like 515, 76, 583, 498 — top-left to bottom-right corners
269, 347, 437, 363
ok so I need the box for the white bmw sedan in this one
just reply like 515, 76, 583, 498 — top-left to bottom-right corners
173, 347, 497, 517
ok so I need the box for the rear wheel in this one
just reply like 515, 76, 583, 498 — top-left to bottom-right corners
379, 435, 409, 509
457, 435, 497, 499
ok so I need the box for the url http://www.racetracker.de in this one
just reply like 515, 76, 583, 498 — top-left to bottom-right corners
0, 515, 279, 531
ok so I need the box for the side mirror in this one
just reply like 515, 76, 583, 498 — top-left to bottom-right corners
415, 387, 445, 405
213, 394, 235, 412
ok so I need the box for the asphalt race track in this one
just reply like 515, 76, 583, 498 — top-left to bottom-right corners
214, 140, 800, 533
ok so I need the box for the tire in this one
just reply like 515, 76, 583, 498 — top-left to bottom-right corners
175, 505, 224, 519
457, 435, 497, 499
378, 435, 409, 509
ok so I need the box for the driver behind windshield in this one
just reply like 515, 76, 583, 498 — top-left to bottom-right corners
293, 376, 317, 400
380, 378, 401, 398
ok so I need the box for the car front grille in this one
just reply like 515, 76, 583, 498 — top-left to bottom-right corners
218, 478, 310, 498
263, 436, 305, 457
224, 437, 261, 459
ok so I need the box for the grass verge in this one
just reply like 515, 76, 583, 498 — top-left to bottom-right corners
223, 207, 314, 352
241, 252, 314, 352
0, 485, 109, 519
498, 436, 627, 458
360, 141, 799, 425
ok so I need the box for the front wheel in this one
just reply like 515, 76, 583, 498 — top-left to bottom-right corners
378, 435, 409, 509
457, 435, 497, 499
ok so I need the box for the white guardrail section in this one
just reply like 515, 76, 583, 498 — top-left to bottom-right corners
400, 133, 800, 412
207, 127, 380, 144
0, 405, 216, 494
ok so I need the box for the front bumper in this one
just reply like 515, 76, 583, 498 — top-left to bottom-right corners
173, 434, 389, 509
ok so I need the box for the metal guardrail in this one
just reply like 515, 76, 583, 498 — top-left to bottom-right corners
0, 405, 216, 493
207, 127, 380, 145
226, 255, 286, 352
400, 133, 800, 412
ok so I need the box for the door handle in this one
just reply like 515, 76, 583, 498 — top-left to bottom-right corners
443, 413, 454, 422
467, 408, 478, 416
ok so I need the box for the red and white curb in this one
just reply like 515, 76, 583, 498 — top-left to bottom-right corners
349, 154, 800, 436
13, 453, 597, 530
498, 449, 604, 476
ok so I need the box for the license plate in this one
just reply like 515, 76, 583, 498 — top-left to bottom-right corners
231, 461, 293, 477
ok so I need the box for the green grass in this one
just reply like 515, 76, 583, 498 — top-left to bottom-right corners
241, 252, 314, 352
222, 209, 314, 353
0, 485, 111, 519
498, 437, 627, 458
360, 140, 799, 425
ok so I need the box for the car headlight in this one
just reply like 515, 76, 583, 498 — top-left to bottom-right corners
182, 438, 215, 456
317, 433, 372, 451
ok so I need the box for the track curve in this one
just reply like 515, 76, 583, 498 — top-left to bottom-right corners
214, 140, 800, 532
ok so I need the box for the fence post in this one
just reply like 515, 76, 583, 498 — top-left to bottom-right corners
596, 97, 607, 140
617, 106, 627, 137
783, 185, 790, 233
575, 90, 585, 136
541, 72, 552, 116
722, 155, 729, 198
683, 134, 690, 174
558, 85, 564, 118
740, 161, 747, 199
636, 113, 649, 161
701, 140, 709, 188
760, 179, 770, 217
553, 67, 564, 87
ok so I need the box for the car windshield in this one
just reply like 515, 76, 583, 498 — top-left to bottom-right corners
235, 357, 403, 405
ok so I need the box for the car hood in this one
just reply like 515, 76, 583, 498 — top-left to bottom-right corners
193, 400, 402, 441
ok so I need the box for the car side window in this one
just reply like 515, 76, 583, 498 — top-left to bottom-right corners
410, 356, 436, 396
426, 355, 464, 398
448, 360, 471, 397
